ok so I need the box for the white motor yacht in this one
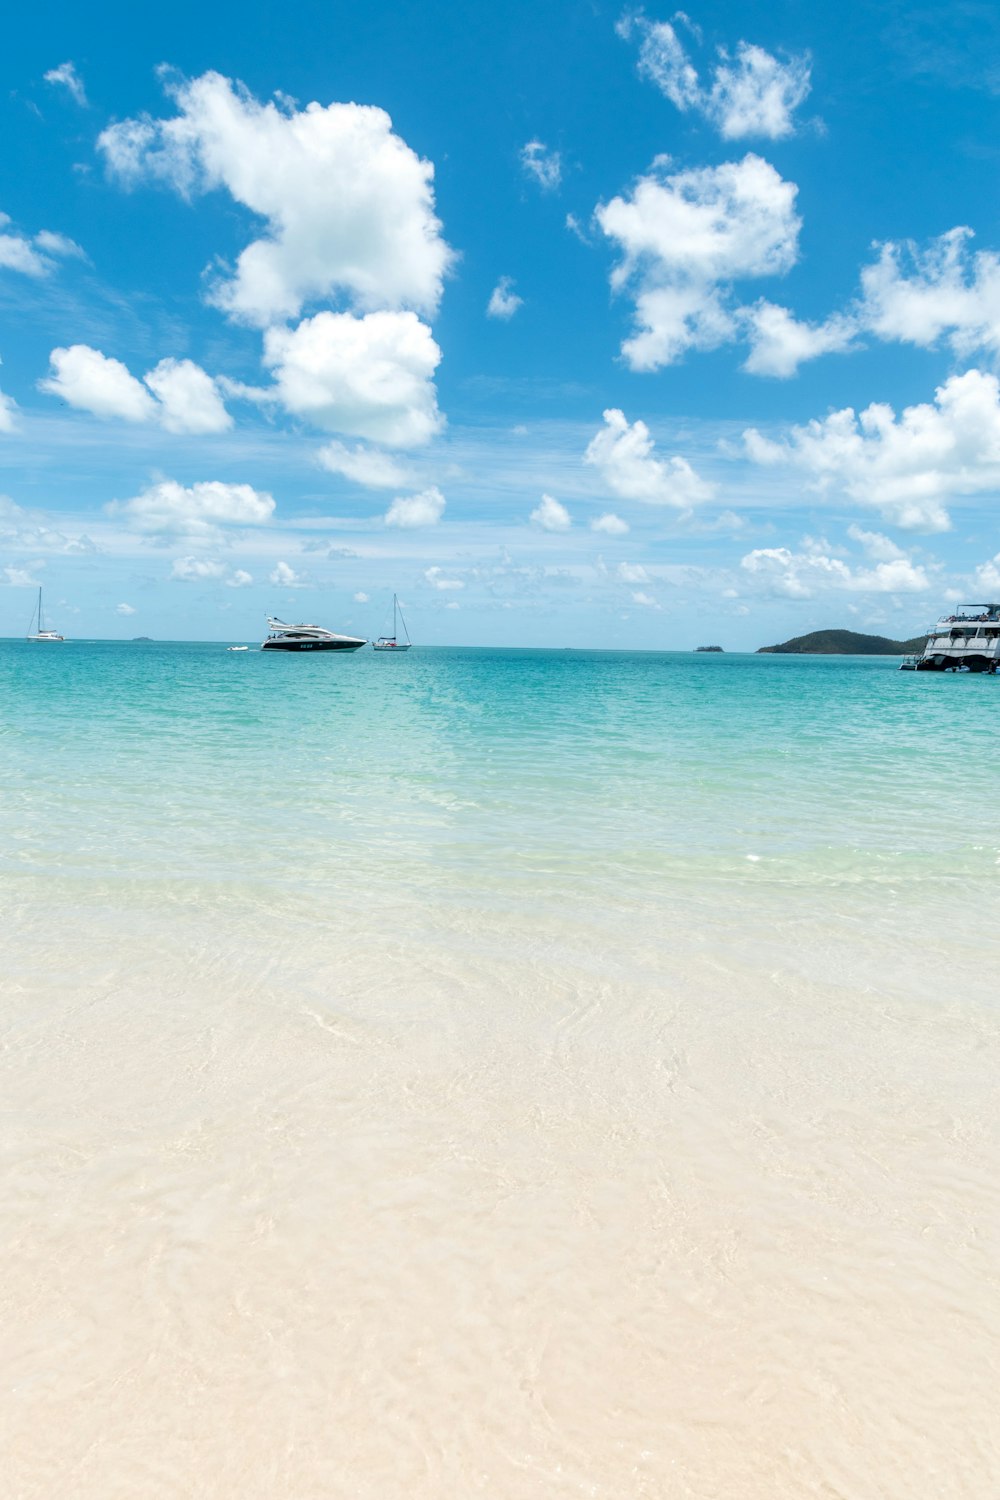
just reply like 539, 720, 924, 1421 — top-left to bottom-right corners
261, 617, 367, 652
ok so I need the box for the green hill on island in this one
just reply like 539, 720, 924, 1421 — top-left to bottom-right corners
758, 629, 927, 655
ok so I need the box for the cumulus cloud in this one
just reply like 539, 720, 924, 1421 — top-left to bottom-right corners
742, 301, 857, 377
116, 602, 136, 616
3, 564, 43, 587
0, 213, 84, 277
630, 589, 660, 608
487, 276, 523, 320
846, 524, 908, 562
741, 545, 930, 597
109, 479, 275, 537
227, 569, 253, 587
584, 408, 715, 509
41, 345, 156, 421
143, 357, 233, 433
859, 227, 1000, 359
316, 440, 410, 488
170, 556, 227, 580
44, 62, 88, 107
353, 590, 369, 602
596, 154, 801, 368
618, 562, 649, 583
744, 369, 1000, 532
98, 70, 453, 326
625, 18, 811, 139
591, 511, 630, 534
530, 493, 572, 530
262, 310, 442, 447
424, 565, 464, 589
0, 363, 17, 432
40, 345, 231, 432
270, 560, 303, 586
521, 141, 562, 191
383, 486, 445, 528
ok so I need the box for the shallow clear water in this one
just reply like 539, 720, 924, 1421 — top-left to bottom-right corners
3, 643, 999, 1497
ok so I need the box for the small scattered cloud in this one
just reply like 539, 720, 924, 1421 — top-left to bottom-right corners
116, 602, 136, 616
631, 589, 660, 608
741, 301, 857, 377
530, 493, 572, 531
3, 564, 43, 587
170, 557, 226, 581
591, 512, 630, 534
270, 561, 303, 587
521, 140, 562, 192
623, 18, 811, 140
227, 569, 253, 588
424, 566, 464, 590
317, 440, 411, 489
585, 409, 715, 508
740, 545, 930, 598
43, 61, 88, 107
487, 276, 523, 320
384, 486, 446, 528
353, 590, 369, 603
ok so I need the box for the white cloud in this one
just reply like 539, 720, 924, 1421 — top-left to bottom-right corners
227, 569, 253, 587
40, 345, 231, 432
316, 440, 410, 488
584, 408, 716, 508
41, 345, 157, 421
353, 590, 369, 602
33, 230, 86, 259
591, 512, 629, 534
487, 276, 523, 320
744, 369, 1000, 532
109, 479, 275, 537
859, 227, 1000, 359
384, 486, 445, 528
170, 556, 227, 581
444, 600, 460, 610
742, 301, 857, 377
0, 224, 50, 278
617, 562, 649, 583
846, 525, 907, 562
631, 590, 660, 608
424, 566, 464, 589
628, 19, 811, 139
530, 493, 572, 531
0, 362, 17, 432
44, 62, 88, 107
973, 552, 1000, 593
270, 561, 303, 586
144, 357, 233, 433
3, 565, 42, 587
740, 545, 930, 597
262, 310, 442, 447
98, 71, 453, 326
116, 602, 136, 616
596, 154, 801, 368
521, 141, 562, 192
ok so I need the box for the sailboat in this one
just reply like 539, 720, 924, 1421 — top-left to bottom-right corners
372, 594, 411, 652
26, 587, 65, 642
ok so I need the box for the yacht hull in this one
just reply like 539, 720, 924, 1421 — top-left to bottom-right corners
262, 638, 365, 652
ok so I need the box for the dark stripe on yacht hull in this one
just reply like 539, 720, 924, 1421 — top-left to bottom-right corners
262, 639, 365, 651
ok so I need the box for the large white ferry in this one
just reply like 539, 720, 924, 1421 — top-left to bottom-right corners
902, 604, 1000, 672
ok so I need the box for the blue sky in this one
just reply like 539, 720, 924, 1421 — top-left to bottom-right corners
3, 0, 1000, 645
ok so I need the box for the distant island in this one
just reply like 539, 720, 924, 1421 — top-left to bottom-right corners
758, 629, 927, 655
131, 636, 154, 642
695, 645, 724, 652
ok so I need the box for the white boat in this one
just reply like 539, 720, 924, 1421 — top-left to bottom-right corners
261, 617, 367, 652
26, 587, 65, 642
903, 604, 1000, 672
372, 595, 412, 652
226, 645, 249, 652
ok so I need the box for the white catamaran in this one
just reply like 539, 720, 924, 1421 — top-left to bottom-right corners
26, 587, 65, 642
372, 594, 412, 652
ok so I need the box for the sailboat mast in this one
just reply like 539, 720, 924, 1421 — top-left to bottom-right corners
37, 586, 42, 633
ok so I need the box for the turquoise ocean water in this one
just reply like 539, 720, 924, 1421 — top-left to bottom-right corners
3, 642, 1000, 1498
